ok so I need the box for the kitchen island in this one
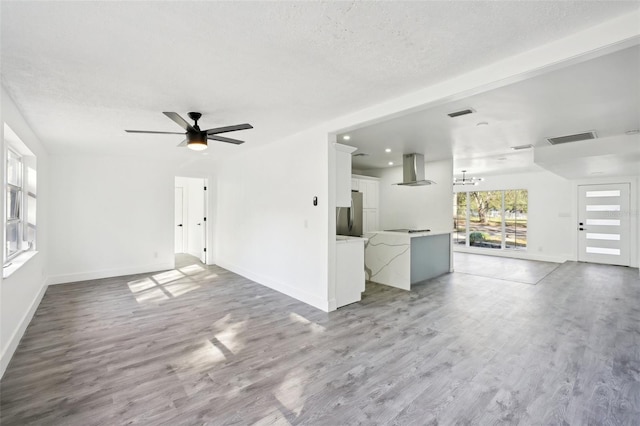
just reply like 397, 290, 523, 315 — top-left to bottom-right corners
364, 230, 453, 290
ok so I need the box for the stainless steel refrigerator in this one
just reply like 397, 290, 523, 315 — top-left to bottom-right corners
337, 191, 363, 237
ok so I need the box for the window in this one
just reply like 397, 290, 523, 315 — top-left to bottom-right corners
4, 124, 37, 265
453, 189, 528, 250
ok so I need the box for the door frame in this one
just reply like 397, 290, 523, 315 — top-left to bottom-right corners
175, 176, 210, 265
577, 183, 630, 266
174, 186, 186, 253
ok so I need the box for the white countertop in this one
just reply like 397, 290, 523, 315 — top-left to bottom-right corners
366, 229, 454, 238
336, 235, 368, 244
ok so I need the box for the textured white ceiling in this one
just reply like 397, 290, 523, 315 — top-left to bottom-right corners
344, 45, 640, 175
2, 1, 638, 159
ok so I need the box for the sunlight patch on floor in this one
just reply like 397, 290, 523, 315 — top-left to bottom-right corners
127, 277, 156, 293
275, 366, 308, 417
128, 271, 201, 304
134, 288, 170, 304
153, 269, 185, 284
179, 264, 205, 275
164, 281, 200, 297
215, 320, 247, 355
172, 339, 227, 380
289, 312, 325, 334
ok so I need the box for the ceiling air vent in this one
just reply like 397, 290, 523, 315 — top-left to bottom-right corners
352, 152, 369, 157
447, 108, 475, 118
547, 131, 597, 145
511, 144, 533, 151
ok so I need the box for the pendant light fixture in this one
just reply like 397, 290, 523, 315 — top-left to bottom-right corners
453, 170, 483, 186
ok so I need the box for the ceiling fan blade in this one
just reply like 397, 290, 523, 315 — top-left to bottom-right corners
177, 139, 188, 147
208, 135, 245, 145
125, 130, 185, 135
205, 123, 253, 135
163, 112, 196, 132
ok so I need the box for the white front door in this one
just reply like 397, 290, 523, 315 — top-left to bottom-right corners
174, 187, 184, 253
578, 183, 630, 266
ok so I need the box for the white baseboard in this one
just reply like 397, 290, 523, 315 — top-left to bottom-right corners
216, 259, 330, 312
453, 247, 568, 264
0, 279, 48, 379
46, 261, 175, 285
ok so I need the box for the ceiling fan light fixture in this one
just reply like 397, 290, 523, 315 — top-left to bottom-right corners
188, 141, 207, 151
125, 112, 251, 149
187, 133, 208, 151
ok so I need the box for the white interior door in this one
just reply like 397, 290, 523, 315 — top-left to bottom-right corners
578, 183, 630, 266
184, 178, 206, 263
174, 187, 184, 253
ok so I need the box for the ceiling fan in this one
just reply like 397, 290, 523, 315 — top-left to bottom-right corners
126, 112, 253, 151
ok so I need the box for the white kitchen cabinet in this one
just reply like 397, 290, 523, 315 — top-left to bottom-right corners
352, 175, 380, 232
361, 179, 379, 209
336, 237, 366, 308
335, 144, 356, 207
363, 209, 378, 233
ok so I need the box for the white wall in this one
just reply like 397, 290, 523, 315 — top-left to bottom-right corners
364, 159, 454, 232
453, 169, 574, 263
215, 129, 330, 311
47, 155, 175, 283
1, 86, 50, 377
47, 156, 217, 284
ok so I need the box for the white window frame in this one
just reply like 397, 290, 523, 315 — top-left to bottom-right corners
4, 124, 37, 269
6, 148, 24, 261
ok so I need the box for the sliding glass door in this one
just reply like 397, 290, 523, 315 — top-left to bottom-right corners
454, 190, 528, 251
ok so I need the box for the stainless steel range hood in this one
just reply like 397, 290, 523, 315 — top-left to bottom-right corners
394, 153, 436, 186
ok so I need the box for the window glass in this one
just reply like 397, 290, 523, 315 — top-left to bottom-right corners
454, 193, 467, 246
7, 150, 21, 186
6, 222, 20, 258
505, 190, 528, 250
7, 187, 21, 220
469, 191, 502, 249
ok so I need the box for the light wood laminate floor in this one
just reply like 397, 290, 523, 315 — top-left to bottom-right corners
1, 254, 639, 425
453, 252, 560, 284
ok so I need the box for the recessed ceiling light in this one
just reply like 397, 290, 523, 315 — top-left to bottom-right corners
385, 148, 391, 153
625, 129, 640, 135
476, 121, 489, 126
388, 161, 394, 166
343, 135, 351, 140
